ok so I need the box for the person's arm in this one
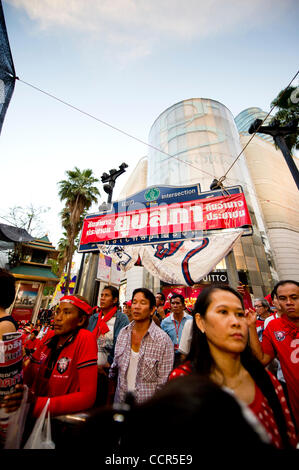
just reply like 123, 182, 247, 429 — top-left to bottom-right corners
178, 319, 192, 355
0, 320, 16, 340
156, 306, 166, 320
1, 384, 25, 413
246, 308, 274, 366
33, 364, 97, 417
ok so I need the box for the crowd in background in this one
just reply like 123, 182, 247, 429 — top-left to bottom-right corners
0, 267, 298, 459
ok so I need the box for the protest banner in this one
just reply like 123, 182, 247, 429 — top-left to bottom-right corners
0, 331, 23, 447
79, 184, 252, 251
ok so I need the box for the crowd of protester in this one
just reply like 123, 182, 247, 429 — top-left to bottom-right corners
0, 266, 298, 459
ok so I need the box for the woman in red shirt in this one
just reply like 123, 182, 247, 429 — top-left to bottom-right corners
2, 295, 98, 418
169, 285, 297, 450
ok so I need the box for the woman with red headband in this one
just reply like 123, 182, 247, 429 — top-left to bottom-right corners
2, 295, 98, 419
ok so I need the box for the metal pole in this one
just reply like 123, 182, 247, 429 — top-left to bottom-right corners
74, 252, 85, 294
274, 135, 299, 190
225, 251, 239, 289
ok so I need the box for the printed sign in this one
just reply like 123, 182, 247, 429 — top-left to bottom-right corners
97, 253, 121, 285
0, 332, 23, 447
79, 185, 252, 251
98, 230, 244, 286
0, 332, 23, 397
11, 282, 41, 322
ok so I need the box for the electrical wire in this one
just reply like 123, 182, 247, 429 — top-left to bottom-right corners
15, 69, 298, 186
219, 69, 299, 184
0, 214, 19, 226
16, 77, 215, 179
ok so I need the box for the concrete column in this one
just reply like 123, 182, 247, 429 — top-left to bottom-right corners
225, 251, 239, 288
81, 253, 99, 305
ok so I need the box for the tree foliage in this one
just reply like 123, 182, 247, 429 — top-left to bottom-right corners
0, 204, 50, 237
58, 167, 100, 293
270, 85, 299, 152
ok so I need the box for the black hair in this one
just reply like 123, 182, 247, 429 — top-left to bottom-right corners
170, 293, 185, 305
102, 285, 119, 307
156, 292, 166, 303
270, 288, 276, 301
0, 268, 16, 309
187, 284, 292, 449
132, 287, 156, 309
272, 280, 299, 297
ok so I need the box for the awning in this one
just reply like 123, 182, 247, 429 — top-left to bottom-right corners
0, 223, 35, 243
10, 264, 59, 282
0, 240, 14, 250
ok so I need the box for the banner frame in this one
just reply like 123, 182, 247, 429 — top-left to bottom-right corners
78, 184, 253, 253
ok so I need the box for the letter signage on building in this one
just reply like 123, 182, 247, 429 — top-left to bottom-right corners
79, 184, 252, 252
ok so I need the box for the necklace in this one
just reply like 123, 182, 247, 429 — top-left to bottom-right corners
212, 367, 246, 391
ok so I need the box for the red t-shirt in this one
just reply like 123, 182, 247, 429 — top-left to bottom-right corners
262, 314, 299, 433
169, 362, 297, 448
23, 329, 98, 417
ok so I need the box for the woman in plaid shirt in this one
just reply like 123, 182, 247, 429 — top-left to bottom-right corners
109, 288, 174, 404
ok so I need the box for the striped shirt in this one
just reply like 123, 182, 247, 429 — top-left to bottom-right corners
109, 320, 174, 404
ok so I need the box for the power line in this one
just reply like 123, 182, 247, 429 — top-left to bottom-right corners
0, 214, 19, 226
219, 68, 299, 184
16, 77, 215, 179
16, 70, 299, 186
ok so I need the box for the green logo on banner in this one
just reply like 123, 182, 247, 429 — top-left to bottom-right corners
145, 187, 160, 202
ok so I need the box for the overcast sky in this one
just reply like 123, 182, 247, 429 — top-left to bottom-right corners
0, 0, 298, 253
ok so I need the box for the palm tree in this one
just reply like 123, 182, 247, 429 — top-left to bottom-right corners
57, 233, 70, 277
271, 86, 299, 152
58, 167, 100, 293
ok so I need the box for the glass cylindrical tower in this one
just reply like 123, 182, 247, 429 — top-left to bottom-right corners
148, 98, 249, 191
235, 107, 273, 143
147, 98, 276, 296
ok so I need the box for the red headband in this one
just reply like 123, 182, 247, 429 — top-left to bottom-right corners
59, 295, 93, 315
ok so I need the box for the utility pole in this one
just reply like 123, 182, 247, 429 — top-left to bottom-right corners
75, 163, 128, 303
248, 118, 299, 190
101, 163, 128, 203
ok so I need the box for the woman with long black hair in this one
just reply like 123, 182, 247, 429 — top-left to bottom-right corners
169, 285, 297, 449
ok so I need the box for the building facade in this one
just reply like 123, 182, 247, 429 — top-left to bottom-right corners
7, 235, 59, 323
118, 98, 288, 303
235, 107, 273, 144
235, 107, 299, 281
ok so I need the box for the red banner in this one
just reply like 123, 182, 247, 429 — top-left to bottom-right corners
11, 307, 33, 323
162, 286, 204, 311
162, 284, 252, 311
0, 332, 23, 396
80, 193, 251, 245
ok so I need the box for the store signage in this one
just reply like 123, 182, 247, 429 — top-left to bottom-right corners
201, 271, 228, 283
79, 184, 252, 252
11, 282, 40, 322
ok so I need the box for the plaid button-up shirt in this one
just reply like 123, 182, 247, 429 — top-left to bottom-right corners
109, 320, 174, 404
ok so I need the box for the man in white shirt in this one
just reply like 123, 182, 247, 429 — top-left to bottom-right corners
161, 294, 192, 367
